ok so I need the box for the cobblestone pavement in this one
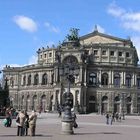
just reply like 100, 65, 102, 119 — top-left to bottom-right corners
0, 113, 140, 140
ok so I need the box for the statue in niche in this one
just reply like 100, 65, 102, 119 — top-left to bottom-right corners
81, 50, 89, 63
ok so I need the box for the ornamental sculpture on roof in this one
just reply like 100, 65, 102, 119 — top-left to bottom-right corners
66, 28, 79, 41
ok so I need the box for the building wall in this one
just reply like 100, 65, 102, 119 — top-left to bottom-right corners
2, 30, 140, 114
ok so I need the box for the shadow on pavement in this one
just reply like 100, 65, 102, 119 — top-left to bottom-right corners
75, 132, 121, 135
0, 134, 53, 137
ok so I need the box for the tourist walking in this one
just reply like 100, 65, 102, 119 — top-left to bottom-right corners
29, 110, 37, 136
115, 112, 119, 121
57, 105, 62, 117
5, 108, 12, 127
71, 109, 78, 128
106, 113, 110, 124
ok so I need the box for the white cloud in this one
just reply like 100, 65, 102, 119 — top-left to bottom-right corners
28, 55, 38, 65
13, 15, 37, 32
107, 2, 125, 17
123, 21, 140, 32
97, 25, 105, 33
0, 55, 37, 70
44, 22, 59, 33
107, 2, 140, 32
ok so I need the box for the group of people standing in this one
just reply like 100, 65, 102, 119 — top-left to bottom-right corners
16, 110, 37, 136
106, 112, 123, 125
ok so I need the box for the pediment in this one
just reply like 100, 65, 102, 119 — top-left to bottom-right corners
80, 31, 127, 45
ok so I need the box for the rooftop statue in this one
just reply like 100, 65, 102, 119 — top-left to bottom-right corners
66, 28, 79, 41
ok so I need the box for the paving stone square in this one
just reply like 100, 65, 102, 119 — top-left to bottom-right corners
0, 113, 140, 140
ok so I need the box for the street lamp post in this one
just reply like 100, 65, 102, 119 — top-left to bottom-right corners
59, 64, 79, 135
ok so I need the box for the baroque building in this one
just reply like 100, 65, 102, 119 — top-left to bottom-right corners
2, 28, 140, 114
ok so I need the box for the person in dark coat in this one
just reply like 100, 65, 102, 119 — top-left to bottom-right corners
24, 111, 29, 136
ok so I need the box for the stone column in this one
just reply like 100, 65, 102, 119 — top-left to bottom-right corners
134, 73, 137, 86
21, 75, 23, 86
48, 70, 51, 84
124, 72, 126, 86
38, 72, 42, 85
84, 67, 87, 85
98, 70, 102, 87
131, 93, 137, 113
112, 71, 114, 86
31, 73, 34, 85
109, 70, 112, 87
26, 73, 28, 85
97, 92, 102, 114
79, 66, 83, 83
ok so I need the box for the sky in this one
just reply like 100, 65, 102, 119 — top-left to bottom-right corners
1, 0, 140, 69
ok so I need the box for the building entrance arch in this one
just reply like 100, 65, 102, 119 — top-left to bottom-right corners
41, 95, 46, 112
32, 95, 37, 111
26, 95, 30, 111
101, 96, 108, 113
89, 96, 96, 113
126, 97, 131, 114
114, 96, 121, 113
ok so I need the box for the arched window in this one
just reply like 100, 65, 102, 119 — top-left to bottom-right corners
114, 96, 120, 102
114, 73, 120, 87
34, 74, 39, 85
137, 75, 140, 89
32, 95, 37, 110
89, 73, 97, 85
63, 55, 78, 64
126, 96, 131, 103
42, 73, 47, 85
126, 74, 131, 88
23, 76, 26, 86
101, 73, 108, 85
51, 73, 54, 85
27, 75, 31, 85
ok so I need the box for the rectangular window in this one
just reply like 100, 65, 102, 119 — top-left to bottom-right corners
102, 50, 106, 55
49, 52, 52, 57
44, 54, 47, 58
137, 78, 140, 88
94, 50, 98, 55
110, 51, 114, 56
126, 52, 130, 57
119, 52, 122, 56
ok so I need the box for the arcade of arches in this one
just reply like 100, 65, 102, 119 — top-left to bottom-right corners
88, 93, 137, 114
19, 94, 53, 112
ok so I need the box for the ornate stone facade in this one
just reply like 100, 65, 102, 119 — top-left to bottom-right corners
2, 29, 140, 114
